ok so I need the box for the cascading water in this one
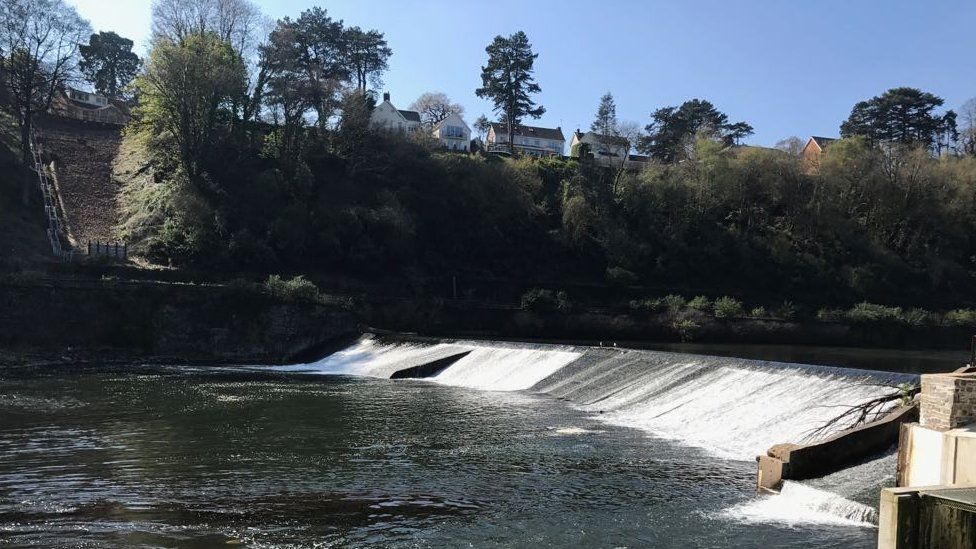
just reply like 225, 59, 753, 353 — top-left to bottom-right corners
270, 335, 919, 527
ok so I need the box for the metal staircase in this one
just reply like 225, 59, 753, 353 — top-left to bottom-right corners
28, 130, 73, 261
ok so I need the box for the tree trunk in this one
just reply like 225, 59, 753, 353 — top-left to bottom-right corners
20, 113, 33, 206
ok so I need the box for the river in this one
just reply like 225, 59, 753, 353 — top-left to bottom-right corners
0, 338, 932, 547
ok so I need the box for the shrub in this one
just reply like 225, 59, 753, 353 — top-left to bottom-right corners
944, 309, 976, 327
713, 296, 743, 318
816, 308, 845, 322
902, 308, 931, 328
846, 302, 902, 324
672, 319, 701, 342
521, 288, 558, 312
663, 294, 686, 313
776, 300, 798, 321
688, 295, 711, 312
629, 298, 665, 314
750, 306, 767, 318
263, 275, 322, 303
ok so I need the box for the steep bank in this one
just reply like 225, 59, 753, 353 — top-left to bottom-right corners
0, 277, 359, 365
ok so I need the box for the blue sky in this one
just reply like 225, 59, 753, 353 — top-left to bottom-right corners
68, 0, 976, 146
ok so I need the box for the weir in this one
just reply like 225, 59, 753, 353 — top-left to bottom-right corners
274, 334, 919, 525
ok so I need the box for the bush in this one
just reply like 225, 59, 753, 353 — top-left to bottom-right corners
713, 296, 743, 318
521, 288, 558, 312
902, 308, 931, 328
817, 308, 845, 322
846, 302, 902, 324
629, 298, 665, 314
750, 306, 767, 318
944, 309, 976, 327
672, 319, 701, 342
555, 290, 573, 313
688, 295, 711, 312
776, 300, 797, 321
263, 275, 322, 303
663, 294, 686, 313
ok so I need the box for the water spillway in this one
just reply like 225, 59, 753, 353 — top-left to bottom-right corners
272, 334, 918, 527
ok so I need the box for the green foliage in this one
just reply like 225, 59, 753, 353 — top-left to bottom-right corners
637, 99, 753, 161
750, 306, 767, 318
846, 302, 904, 324
629, 298, 665, 314
521, 288, 562, 312
672, 319, 701, 342
944, 309, 976, 327
687, 295, 711, 311
776, 301, 798, 321
263, 275, 322, 303
79, 31, 140, 97
840, 87, 957, 150
663, 294, 686, 313
713, 296, 743, 318
817, 308, 845, 322
475, 31, 544, 154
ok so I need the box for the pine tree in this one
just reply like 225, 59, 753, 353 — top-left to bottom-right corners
475, 31, 545, 154
591, 92, 617, 136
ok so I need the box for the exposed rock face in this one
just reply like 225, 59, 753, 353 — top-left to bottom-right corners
0, 278, 359, 364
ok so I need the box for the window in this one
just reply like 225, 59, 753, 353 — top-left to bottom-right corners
445, 125, 464, 138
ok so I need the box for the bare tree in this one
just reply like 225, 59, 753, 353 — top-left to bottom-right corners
0, 0, 90, 202
960, 97, 976, 156
409, 91, 464, 128
775, 136, 805, 156
151, 0, 261, 56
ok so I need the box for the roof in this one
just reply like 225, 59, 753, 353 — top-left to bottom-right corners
490, 123, 564, 142
810, 136, 837, 149
573, 130, 629, 147
398, 109, 421, 123
628, 154, 650, 163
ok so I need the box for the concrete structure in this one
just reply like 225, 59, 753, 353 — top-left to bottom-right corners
431, 113, 471, 152
486, 123, 564, 157
800, 135, 836, 174
49, 87, 130, 126
370, 92, 422, 135
880, 372, 976, 548
756, 405, 917, 491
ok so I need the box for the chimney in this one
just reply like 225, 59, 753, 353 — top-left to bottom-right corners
383, 92, 390, 103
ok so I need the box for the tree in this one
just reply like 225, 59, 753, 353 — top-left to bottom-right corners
474, 114, 491, 141
637, 99, 752, 162
410, 91, 464, 127
151, 0, 262, 57
475, 31, 544, 154
591, 91, 617, 136
135, 33, 246, 184
344, 26, 390, 92
840, 87, 958, 151
79, 31, 140, 97
0, 0, 90, 201
960, 97, 976, 156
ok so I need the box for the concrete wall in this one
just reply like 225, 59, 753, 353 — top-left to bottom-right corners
879, 486, 976, 549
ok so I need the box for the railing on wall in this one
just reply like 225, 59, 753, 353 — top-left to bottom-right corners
87, 240, 127, 261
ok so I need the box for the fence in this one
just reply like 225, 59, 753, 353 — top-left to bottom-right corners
87, 240, 128, 261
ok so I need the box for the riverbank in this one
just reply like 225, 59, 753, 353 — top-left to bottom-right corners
1, 272, 972, 367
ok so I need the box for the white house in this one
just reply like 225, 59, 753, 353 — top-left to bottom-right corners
370, 92, 422, 134
569, 130, 629, 162
486, 123, 565, 157
49, 86, 130, 125
432, 112, 471, 151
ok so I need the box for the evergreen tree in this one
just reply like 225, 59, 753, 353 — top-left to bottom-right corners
475, 31, 545, 154
79, 31, 141, 97
591, 92, 617, 135
840, 87, 958, 150
637, 99, 752, 162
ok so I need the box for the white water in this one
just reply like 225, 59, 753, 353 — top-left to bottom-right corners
272, 336, 918, 527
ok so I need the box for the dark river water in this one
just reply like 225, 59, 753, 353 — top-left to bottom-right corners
0, 363, 879, 547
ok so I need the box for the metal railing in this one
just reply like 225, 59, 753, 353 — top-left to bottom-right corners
28, 131, 74, 262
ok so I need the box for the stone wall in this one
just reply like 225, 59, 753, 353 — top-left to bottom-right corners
920, 373, 976, 430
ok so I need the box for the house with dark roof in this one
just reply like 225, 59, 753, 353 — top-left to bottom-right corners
49, 86, 130, 125
431, 112, 471, 152
370, 92, 422, 134
486, 123, 565, 157
801, 136, 837, 173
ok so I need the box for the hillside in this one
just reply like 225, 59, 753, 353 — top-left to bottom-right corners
34, 115, 123, 246
0, 113, 52, 268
